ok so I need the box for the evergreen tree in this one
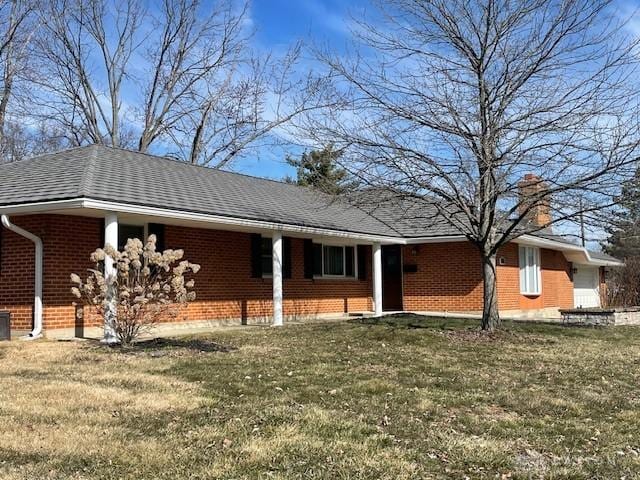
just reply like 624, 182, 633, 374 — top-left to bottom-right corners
604, 167, 640, 260
285, 145, 353, 195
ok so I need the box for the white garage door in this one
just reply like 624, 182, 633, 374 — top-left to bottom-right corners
574, 266, 600, 308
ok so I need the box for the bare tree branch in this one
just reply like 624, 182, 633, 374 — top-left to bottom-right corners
300, 0, 640, 329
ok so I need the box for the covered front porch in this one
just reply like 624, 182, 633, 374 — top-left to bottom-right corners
0, 198, 408, 339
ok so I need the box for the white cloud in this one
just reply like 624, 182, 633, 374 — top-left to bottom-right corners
299, 0, 354, 36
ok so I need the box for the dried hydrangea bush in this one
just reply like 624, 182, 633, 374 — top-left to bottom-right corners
71, 234, 200, 346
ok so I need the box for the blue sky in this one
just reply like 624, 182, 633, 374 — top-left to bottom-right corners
236, 0, 640, 186
232, 0, 365, 180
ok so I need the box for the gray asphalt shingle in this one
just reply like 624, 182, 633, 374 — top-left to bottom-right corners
0, 145, 398, 237
0, 145, 624, 264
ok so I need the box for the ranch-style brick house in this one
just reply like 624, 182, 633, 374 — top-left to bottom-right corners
0, 145, 622, 339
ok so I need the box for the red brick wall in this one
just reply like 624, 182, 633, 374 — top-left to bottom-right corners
0, 214, 102, 330
402, 242, 484, 311
402, 241, 574, 312
166, 225, 372, 322
496, 243, 573, 311
0, 216, 41, 330
0, 215, 372, 331
0, 214, 576, 332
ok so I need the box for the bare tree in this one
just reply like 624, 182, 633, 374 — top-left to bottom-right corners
33, 0, 142, 147
303, 0, 640, 330
178, 42, 328, 167
0, 120, 67, 163
0, 0, 37, 151
27, 0, 320, 167
136, 0, 249, 154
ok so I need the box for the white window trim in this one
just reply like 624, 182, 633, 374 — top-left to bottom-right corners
315, 243, 358, 279
519, 245, 541, 296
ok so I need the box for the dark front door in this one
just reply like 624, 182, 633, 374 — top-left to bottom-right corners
382, 245, 403, 311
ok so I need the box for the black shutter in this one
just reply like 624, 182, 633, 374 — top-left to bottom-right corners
100, 218, 105, 247
251, 234, 262, 278
345, 246, 355, 277
357, 245, 367, 280
313, 243, 323, 276
303, 239, 314, 279
0, 226, 3, 274
283, 237, 292, 279
148, 223, 166, 251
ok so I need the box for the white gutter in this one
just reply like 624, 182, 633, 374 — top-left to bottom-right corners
515, 234, 624, 267
0, 198, 84, 215
0, 198, 402, 244
0, 198, 625, 267
80, 199, 404, 244
1, 215, 43, 339
404, 235, 466, 244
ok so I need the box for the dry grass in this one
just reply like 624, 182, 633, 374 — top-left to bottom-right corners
1, 317, 639, 479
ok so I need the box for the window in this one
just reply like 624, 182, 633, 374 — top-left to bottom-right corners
261, 237, 273, 276
519, 246, 541, 295
319, 244, 356, 278
252, 235, 291, 279
118, 224, 145, 250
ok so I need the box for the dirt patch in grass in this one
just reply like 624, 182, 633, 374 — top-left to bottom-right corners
1, 317, 640, 479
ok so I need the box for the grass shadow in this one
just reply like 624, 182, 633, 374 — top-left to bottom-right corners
81, 337, 237, 356
347, 313, 599, 345
350, 313, 474, 331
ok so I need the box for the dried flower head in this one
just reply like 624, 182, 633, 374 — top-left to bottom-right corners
71, 236, 200, 346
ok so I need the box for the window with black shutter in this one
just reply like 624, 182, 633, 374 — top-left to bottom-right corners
118, 224, 145, 251
313, 243, 323, 276
345, 246, 355, 277
251, 234, 291, 279
304, 239, 315, 279
305, 242, 357, 278
261, 237, 273, 276
283, 237, 292, 279
250, 234, 262, 278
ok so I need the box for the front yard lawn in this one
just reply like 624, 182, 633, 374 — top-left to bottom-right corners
1, 316, 639, 479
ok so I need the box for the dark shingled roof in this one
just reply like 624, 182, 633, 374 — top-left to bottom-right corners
0, 145, 625, 265
355, 194, 464, 238
0, 145, 398, 237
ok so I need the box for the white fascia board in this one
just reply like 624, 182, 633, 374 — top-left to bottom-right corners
0, 197, 403, 243
80, 199, 404, 244
404, 235, 467, 244
0, 198, 84, 215
5, 198, 621, 265
515, 234, 624, 267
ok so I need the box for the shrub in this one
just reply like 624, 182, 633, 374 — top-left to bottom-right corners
71, 234, 200, 346
605, 258, 640, 308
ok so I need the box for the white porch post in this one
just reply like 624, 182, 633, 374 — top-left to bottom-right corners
272, 231, 284, 326
372, 242, 383, 317
103, 212, 119, 343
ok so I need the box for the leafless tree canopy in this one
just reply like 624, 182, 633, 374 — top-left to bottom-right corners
301, 0, 640, 328
1, 0, 319, 166
0, 0, 39, 159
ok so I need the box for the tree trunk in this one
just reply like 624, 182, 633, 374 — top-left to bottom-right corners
481, 252, 500, 331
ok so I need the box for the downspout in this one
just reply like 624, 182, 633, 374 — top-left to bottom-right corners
1, 215, 43, 339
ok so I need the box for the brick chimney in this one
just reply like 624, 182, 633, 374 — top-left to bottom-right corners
518, 173, 551, 227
